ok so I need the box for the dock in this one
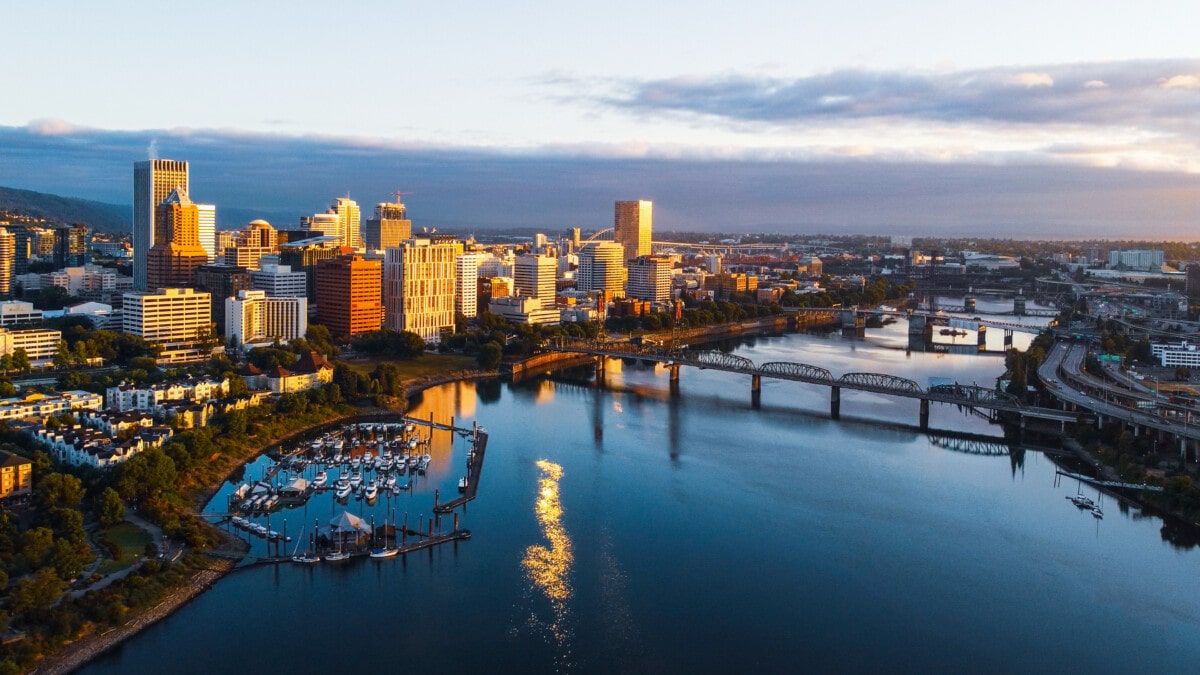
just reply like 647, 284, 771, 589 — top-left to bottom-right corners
1055, 470, 1165, 493
435, 429, 487, 514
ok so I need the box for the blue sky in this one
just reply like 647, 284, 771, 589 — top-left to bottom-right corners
2, 1, 1200, 237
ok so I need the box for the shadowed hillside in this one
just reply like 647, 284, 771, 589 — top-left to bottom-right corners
0, 185, 130, 233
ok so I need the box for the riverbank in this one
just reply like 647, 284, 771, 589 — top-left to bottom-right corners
32, 557, 236, 675
35, 367, 499, 674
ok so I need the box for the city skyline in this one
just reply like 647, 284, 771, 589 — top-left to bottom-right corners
2, 3, 1200, 238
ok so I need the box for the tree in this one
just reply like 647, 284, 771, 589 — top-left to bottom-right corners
477, 342, 502, 370
9, 568, 65, 614
35, 473, 84, 511
97, 487, 125, 527
53, 339, 72, 368
11, 348, 29, 374
49, 537, 83, 580
19, 527, 55, 567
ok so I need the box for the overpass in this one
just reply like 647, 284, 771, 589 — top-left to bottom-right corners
547, 338, 1077, 430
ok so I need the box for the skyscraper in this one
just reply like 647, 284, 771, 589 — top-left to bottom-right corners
0, 229, 13, 297
196, 203, 217, 262
514, 254, 557, 303
364, 200, 413, 250
614, 200, 652, 261
53, 225, 88, 268
626, 255, 673, 302
146, 188, 209, 290
133, 159, 189, 291
455, 253, 483, 318
6, 225, 29, 276
331, 197, 362, 250
578, 241, 627, 296
384, 238, 457, 343
315, 254, 382, 338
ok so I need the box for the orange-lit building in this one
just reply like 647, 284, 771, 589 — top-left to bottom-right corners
0, 451, 32, 500
146, 188, 209, 290
315, 254, 382, 338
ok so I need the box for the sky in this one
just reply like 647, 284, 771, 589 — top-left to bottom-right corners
2, 1, 1200, 238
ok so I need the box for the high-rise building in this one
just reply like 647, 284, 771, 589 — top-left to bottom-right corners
455, 253, 483, 318
277, 235, 347, 300
133, 159, 189, 291
250, 264, 308, 298
364, 200, 413, 250
614, 200, 652, 260
6, 225, 29, 276
122, 287, 214, 364
331, 197, 362, 250
0, 229, 13, 297
315, 254, 382, 338
53, 225, 88, 268
514, 254, 557, 303
146, 189, 209, 290
192, 264, 252, 334
225, 289, 307, 350
299, 212, 341, 241
626, 256, 673, 302
196, 203, 216, 262
578, 241, 626, 296
384, 238, 456, 343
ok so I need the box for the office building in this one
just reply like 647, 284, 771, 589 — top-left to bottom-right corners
578, 241, 627, 296
225, 289, 307, 350
456, 253, 483, 318
487, 296, 560, 326
278, 235, 348, 300
146, 189, 209, 290
196, 203, 216, 262
614, 200, 652, 260
0, 451, 32, 500
251, 263, 308, 298
1109, 249, 1164, 272
384, 238, 456, 343
54, 225, 88, 268
0, 300, 42, 326
315, 254, 382, 338
121, 287, 214, 364
6, 225, 29, 275
364, 200, 413, 250
300, 212, 342, 241
0, 327, 62, 367
192, 264, 252, 334
0, 229, 13, 297
514, 254, 557, 304
626, 255, 673, 302
133, 159, 189, 290
331, 197, 362, 250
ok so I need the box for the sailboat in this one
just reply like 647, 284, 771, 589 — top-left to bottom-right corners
291, 528, 320, 564
370, 511, 398, 559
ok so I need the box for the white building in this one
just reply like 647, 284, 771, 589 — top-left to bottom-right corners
197, 203, 217, 262
515, 254, 557, 304
122, 287, 215, 364
42, 266, 121, 295
0, 328, 62, 368
1152, 342, 1200, 368
456, 253, 483, 318
1110, 249, 1164, 272
250, 263, 308, 298
578, 241, 627, 296
384, 238, 457, 343
0, 300, 43, 326
106, 377, 230, 412
0, 390, 103, 421
626, 256, 673, 302
64, 302, 116, 330
225, 290, 308, 350
487, 296, 561, 326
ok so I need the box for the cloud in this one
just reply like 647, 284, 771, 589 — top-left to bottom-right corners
1006, 72, 1054, 88
1162, 74, 1200, 89
571, 59, 1200, 134
0, 123, 1198, 240
25, 118, 87, 136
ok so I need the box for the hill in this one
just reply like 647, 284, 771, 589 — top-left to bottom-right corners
0, 186, 130, 233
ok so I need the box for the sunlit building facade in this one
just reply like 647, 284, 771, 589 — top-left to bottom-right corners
133, 159, 189, 291
614, 200, 652, 260
384, 238, 456, 343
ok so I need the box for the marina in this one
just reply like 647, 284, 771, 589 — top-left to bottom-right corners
206, 415, 487, 565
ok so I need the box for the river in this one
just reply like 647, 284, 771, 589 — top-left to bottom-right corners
82, 323, 1200, 674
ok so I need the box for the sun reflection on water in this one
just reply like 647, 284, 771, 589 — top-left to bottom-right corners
522, 459, 574, 666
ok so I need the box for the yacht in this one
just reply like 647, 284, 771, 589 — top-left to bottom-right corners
458, 476, 468, 493
324, 550, 350, 562
335, 481, 352, 500
313, 470, 328, 488
385, 474, 397, 489
364, 481, 379, 501
369, 546, 398, 559
350, 471, 364, 489
292, 553, 321, 564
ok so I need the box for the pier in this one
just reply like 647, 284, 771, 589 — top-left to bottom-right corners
435, 427, 488, 513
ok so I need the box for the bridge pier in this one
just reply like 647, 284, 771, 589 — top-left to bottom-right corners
830, 385, 841, 420
919, 399, 930, 430
751, 374, 761, 408
668, 364, 681, 382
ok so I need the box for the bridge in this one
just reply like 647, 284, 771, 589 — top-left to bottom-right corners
547, 338, 1077, 430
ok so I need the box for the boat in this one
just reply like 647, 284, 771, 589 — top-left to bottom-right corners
335, 482, 352, 500
292, 553, 321, 564
365, 481, 379, 501
1091, 506, 1104, 519
350, 456, 362, 470
324, 549, 350, 562
313, 470, 328, 488
231, 516, 247, 529
350, 472, 363, 489
458, 476, 468, 493
385, 474, 397, 489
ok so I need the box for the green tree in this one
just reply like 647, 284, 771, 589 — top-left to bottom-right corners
477, 342, 503, 370
20, 527, 55, 567
53, 339, 72, 368
10, 568, 65, 614
35, 473, 84, 511
97, 487, 125, 527
48, 537, 83, 580
11, 348, 30, 374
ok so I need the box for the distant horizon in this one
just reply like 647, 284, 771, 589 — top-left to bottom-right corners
3, 124, 1199, 241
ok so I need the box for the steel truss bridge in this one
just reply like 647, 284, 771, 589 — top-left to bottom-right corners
547, 338, 1076, 428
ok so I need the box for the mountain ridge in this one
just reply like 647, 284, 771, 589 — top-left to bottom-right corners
0, 185, 131, 233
